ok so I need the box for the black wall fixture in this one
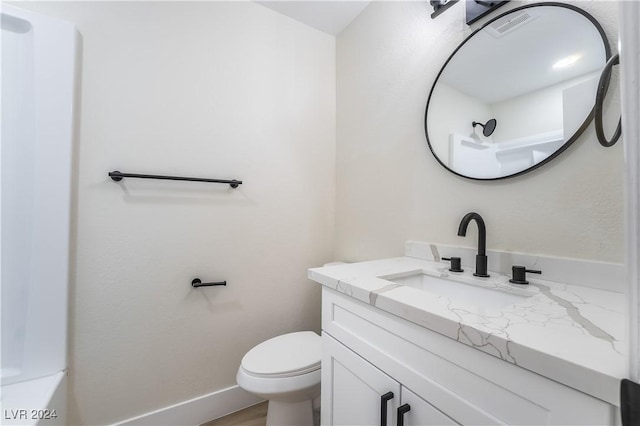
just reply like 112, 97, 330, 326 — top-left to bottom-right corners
191, 278, 227, 288
466, 0, 508, 25
430, 0, 459, 19
108, 171, 242, 188
595, 53, 621, 147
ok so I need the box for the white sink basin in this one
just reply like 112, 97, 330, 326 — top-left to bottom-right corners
383, 271, 533, 311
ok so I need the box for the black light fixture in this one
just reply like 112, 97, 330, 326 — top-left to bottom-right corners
472, 119, 497, 137
430, 0, 459, 19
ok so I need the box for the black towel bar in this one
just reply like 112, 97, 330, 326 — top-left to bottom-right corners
109, 171, 242, 188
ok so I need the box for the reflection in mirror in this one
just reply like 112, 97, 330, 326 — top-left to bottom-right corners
473, 119, 497, 137
425, 3, 609, 180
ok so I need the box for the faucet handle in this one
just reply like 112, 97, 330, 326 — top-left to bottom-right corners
509, 265, 541, 285
442, 256, 464, 273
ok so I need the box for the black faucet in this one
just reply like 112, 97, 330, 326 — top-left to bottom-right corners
457, 212, 489, 277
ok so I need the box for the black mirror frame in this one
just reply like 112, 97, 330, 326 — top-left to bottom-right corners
424, 2, 611, 181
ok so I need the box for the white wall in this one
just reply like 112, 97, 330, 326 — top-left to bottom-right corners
490, 72, 600, 143
335, 0, 623, 263
10, 2, 335, 424
490, 79, 564, 143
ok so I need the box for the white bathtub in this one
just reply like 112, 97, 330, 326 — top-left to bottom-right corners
1, 4, 77, 425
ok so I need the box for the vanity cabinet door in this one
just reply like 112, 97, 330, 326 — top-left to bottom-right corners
400, 387, 459, 426
322, 332, 401, 426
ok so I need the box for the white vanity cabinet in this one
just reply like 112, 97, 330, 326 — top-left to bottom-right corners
323, 332, 457, 426
320, 288, 618, 426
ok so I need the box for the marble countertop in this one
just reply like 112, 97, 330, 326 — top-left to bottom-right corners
308, 256, 626, 405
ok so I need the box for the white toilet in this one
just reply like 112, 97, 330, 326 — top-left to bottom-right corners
236, 331, 321, 426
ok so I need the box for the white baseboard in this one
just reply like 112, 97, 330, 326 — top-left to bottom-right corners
113, 385, 263, 426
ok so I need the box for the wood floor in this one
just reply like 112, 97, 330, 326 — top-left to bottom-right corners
201, 402, 268, 426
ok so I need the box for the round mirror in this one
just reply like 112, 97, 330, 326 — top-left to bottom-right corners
425, 3, 610, 180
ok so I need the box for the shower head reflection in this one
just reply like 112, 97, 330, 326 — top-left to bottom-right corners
472, 119, 497, 137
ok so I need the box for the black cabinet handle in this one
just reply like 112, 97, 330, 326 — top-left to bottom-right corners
621, 379, 640, 425
397, 403, 411, 426
380, 392, 394, 426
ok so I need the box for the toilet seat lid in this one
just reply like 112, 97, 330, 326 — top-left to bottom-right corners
241, 331, 321, 378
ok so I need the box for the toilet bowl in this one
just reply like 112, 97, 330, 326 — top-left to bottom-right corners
236, 331, 321, 426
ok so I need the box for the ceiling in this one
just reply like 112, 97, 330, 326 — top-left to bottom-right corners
439, 6, 606, 103
256, 1, 370, 35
